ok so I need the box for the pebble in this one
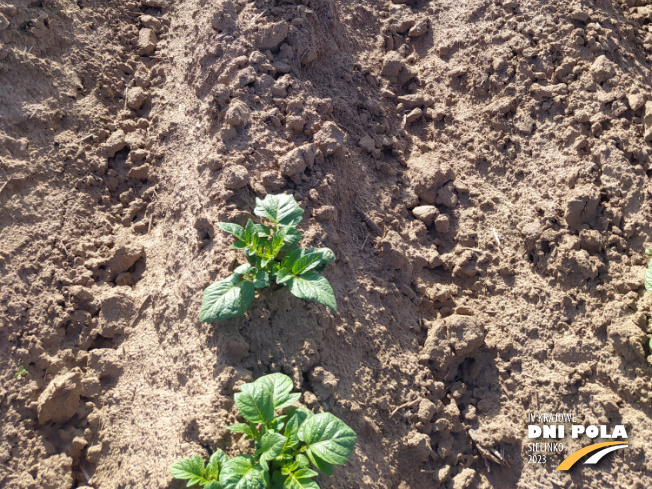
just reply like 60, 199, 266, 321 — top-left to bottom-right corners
412, 205, 438, 225
225, 99, 251, 128
137, 28, 158, 55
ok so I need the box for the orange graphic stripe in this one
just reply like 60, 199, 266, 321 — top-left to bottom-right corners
556, 441, 628, 471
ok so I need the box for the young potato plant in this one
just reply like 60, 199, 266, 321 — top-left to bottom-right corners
170, 373, 357, 489
200, 194, 337, 322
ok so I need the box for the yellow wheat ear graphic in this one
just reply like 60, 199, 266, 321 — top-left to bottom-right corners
556, 442, 628, 470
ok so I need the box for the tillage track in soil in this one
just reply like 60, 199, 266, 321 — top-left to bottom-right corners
1, 0, 652, 488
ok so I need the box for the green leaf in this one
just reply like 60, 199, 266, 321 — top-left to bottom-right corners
291, 248, 336, 275
254, 194, 304, 226
199, 275, 256, 322
255, 373, 300, 410
305, 453, 333, 476
283, 272, 337, 312
231, 241, 247, 249
298, 413, 356, 466
234, 264, 256, 276
206, 450, 228, 481
281, 227, 302, 246
218, 222, 246, 241
284, 407, 312, 448
234, 381, 275, 425
253, 271, 270, 289
219, 455, 268, 489
205, 481, 223, 489
170, 455, 206, 486
245, 219, 256, 244
646, 261, 652, 292
253, 223, 272, 237
227, 423, 255, 437
283, 468, 320, 489
256, 431, 287, 470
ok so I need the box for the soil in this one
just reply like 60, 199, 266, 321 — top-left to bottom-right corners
1, 0, 652, 488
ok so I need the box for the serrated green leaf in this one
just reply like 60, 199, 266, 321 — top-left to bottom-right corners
234, 264, 256, 276
255, 373, 299, 410
170, 455, 206, 486
284, 272, 337, 312
256, 431, 287, 470
282, 468, 320, 489
205, 481, 222, 489
284, 407, 312, 449
234, 381, 275, 425
253, 271, 270, 289
227, 423, 255, 437
199, 275, 255, 322
298, 413, 356, 466
218, 222, 246, 241
206, 450, 228, 481
254, 194, 304, 226
219, 455, 268, 489
646, 262, 652, 292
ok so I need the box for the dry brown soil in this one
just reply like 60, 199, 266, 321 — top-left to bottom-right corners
2, 0, 652, 488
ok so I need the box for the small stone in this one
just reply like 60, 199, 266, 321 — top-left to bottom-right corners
223, 165, 250, 189
126, 87, 148, 110
405, 108, 423, 124
408, 20, 428, 37
627, 93, 645, 112
381, 51, 405, 78
590, 55, 616, 83
140, 15, 162, 31
137, 28, 157, 55
412, 205, 438, 225
435, 215, 450, 234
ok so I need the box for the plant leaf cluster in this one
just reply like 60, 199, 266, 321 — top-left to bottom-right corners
200, 194, 337, 322
170, 373, 356, 489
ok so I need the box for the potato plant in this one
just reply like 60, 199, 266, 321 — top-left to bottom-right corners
170, 373, 357, 489
200, 194, 337, 322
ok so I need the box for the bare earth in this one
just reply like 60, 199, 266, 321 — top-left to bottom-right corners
1, 0, 652, 488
